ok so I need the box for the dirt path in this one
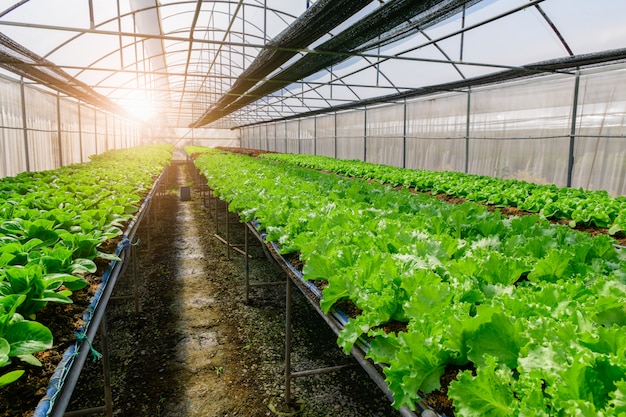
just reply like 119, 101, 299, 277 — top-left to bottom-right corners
67, 160, 400, 417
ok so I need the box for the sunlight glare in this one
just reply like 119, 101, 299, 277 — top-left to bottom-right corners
119, 90, 159, 121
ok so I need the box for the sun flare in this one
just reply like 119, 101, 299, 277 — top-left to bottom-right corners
119, 91, 159, 121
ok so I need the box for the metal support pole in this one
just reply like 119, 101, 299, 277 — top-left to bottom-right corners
363, 106, 367, 162
214, 195, 219, 234
100, 315, 113, 417
334, 112, 337, 158
298, 119, 301, 155
57, 93, 63, 168
145, 192, 152, 254
225, 200, 230, 260
403, 99, 407, 169
78, 102, 84, 163
567, 70, 581, 187
245, 223, 250, 304
314, 116, 317, 155
284, 276, 293, 407
19, 78, 30, 172
465, 88, 471, 174
132, 244, 139, 314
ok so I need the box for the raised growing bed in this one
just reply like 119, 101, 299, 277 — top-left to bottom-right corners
192, 148, 626, 416
0, 145, 172, 417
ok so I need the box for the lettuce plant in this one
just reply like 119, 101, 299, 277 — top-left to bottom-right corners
0, 294, 53, 385
0, 144, 173, 387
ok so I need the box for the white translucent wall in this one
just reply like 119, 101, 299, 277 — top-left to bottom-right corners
96, 111, 108, 153
24, 87, 59, 172
238, 63, 626, 196
267, 123, 280, 153
299, 118, 315, 155
366, 105, 404, 167
336, 111, 364, 160
243, 127, 252, 149
80, 107, 97, 162
59, 100, 82, 164
316, 114, 335, 157
251, 125, 263, 151
406, 94, 467, 172
278, 120, 302, 153
285, 121, 299, 154
469, 75, 575, 185
0, 75, 142, 179
572, 66, 626, 196
0, 77, 27, 177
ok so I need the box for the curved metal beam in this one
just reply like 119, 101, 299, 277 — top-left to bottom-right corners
190, 0, 477, 128
189, 0, 376, 127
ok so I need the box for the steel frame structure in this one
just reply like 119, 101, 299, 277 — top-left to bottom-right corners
1, 1, 624, 131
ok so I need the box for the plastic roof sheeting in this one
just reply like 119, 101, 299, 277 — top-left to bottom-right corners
0, 0, 625, 129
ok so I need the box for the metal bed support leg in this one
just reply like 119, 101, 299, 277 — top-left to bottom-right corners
284, 276, 293, 407
62, 315, 112, 417
100, 315, 113, 417
131, 244, 139, 314
245, 224, 250, 304
225, 200, 230, 260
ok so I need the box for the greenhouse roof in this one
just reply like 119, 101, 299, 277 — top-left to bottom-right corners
1, 0, 625, 129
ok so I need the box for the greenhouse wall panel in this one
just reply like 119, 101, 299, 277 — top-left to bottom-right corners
244, 127, 252, 149
405, 94, 467, 172
0, 129, 26, 178
468, 137, 569, 185
405, 138, 466, 172
254, 125, 266, 152
255, 126, 264, 151
284, 121, 299, 154
80, 106, 97, 162
268, 123, 281, 153
336, 111, 364, 160
0, 77, 26, 177
96, 110, 108, 154
572, 67, 626, 195
239, 127, 247, 148
315, 114, 335, 157
256, 126, 265, 151
573, 136, 626, 196
24, 86, 59, 172
366, 105, 404, 167
299, 119, 315, 155
60, 99, 82, 165
250, 65, 626, 196
468, 76, 573, 183
113, 118, 123, 149
366, 137, 404, 167
240, 127, 248, 149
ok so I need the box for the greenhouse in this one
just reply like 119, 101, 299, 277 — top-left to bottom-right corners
0, 1, 625, 416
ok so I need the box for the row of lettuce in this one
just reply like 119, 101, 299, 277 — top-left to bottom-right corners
0, 144, 172, 388
191, 148, 626, 417
260, 153, 626, 235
